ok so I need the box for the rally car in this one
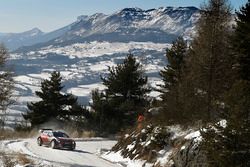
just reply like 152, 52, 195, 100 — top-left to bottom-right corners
37, 129, 76, 150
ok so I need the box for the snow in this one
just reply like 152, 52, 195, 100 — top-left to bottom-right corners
185, 130, 201, 141
181, 145, 186, 150
218, 119, 227, 128
183, 120, 227, 143
102, 150, 152, 167
102, 150, 130, 164
102, 145, 175, 167
102, 125, 206, 167
156, 147, 174, 166
3, 140, 36, 157
124, 134, 130, 138
39, 41, 169, 58
145, 140, 151, 146
67, 83, 106, 97
0, 138, 119, 167
127, 142, 136, 151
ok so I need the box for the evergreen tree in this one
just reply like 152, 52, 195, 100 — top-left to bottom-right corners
232, 0, 250, 81
0, 44, 14, 128
23, 71, 79, 126
89, 89, 123, 134
90, 54, 149, 134
158, 37, 188, 124
160, 37, 187, 93
202, 1, 250, 166
201, 81, 250, 167
102, 53, 148, 102
187, 0, 233, 122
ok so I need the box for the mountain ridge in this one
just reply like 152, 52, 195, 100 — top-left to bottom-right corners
1, 6, 200, 51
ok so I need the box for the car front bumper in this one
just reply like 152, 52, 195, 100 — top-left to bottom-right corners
56, 141, 76, 149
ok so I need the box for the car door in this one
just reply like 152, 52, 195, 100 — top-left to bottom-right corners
41, 131, 50, 144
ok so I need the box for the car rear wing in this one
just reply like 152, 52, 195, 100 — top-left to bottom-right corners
39, 129, 53, 133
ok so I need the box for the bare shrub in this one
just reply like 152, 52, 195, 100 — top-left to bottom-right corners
16, 153, 33, 166
0, 152, 16, 167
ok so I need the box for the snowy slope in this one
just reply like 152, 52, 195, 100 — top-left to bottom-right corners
3, 41, 169, 127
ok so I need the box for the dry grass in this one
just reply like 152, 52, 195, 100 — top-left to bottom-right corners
79, 130, 96, 138
0, 152, 16, 167
0, 127, 97, 141
16, 153, 34, 166
0, 129, 35, 167
68, 130, 96, 138
0, 151, 33, 167
0, 129, 38, 141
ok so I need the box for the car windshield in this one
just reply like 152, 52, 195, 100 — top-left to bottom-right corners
53, 132, 69, 138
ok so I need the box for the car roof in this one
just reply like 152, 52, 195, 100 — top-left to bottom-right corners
39, 129, 68, 135
39, 129, 53, 133
53, 130, 67, 134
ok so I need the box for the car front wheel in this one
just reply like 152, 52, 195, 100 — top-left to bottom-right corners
37, 137, 42, 146
50, 140, 56, 149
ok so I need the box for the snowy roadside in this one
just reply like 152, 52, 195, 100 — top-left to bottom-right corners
0, 139, 62, 167
100, 125, 202, 167
100, 121, 227, 167
0, 138, 119, 167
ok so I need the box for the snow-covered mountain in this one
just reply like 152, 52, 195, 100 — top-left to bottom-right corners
0, 28, 44, 50
1, 7, 199, 51
16, 6, 199, 52
3, 6, 200, 127
0, 25, 74, 50
54, 7, 199, 43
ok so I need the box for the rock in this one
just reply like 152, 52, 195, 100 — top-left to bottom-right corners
172, 139, 208, 167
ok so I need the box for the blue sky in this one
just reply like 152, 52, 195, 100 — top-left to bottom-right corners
0, 0, 248, 33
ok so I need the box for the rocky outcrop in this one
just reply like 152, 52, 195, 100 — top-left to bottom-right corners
109, 124, 210, 167
172, 139, 208, 167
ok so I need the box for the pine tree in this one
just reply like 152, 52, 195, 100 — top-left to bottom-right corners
102, 53, 148, 102
160, 37, 187, 93
187, 0, 233, 122
232, 0, 250, 81
201, 1, 250, 166
158, 37, 188, 124
201, 81, 250, 167
89, 89, 123, 134
23, 71, 79, 126
0, 44, 14, 128
223, 80, 250, 166
90, 54, 149, 134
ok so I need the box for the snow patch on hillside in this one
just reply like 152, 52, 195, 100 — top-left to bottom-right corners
38, 41, 170, 58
